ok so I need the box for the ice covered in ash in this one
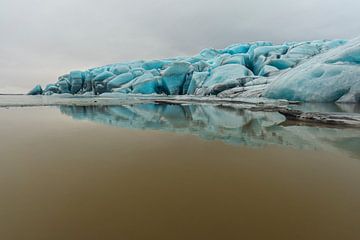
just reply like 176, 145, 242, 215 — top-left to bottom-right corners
29, 38, 360, 102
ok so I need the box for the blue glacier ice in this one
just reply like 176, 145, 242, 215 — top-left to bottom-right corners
264, 37, 360, 102
28, 38, 360, 102
107, 72, 134, 90
28, 84, 43, 95
161, 61, 192, 95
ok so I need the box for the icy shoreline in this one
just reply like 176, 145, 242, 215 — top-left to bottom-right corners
1, 95, 360, 128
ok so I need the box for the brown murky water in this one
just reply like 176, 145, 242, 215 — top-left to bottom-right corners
0, 107, 359, 240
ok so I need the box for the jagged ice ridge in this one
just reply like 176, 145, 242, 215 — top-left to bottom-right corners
29, 37, 360, 103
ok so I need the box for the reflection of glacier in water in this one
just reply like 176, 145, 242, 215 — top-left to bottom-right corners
60, 103, 360, 157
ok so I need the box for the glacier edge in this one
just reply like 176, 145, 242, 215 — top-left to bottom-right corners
28, 37, 360, 103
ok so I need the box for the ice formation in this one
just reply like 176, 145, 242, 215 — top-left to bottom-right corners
264, 37, 360, 102
29, 38, 360, 102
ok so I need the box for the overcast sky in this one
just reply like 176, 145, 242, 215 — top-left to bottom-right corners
0, 0, 359, 93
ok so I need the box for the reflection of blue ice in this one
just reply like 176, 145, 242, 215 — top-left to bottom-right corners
289, 103, 360, 113
60, 103, 360, 157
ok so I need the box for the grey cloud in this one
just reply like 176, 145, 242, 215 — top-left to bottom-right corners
0, 0, 359, 92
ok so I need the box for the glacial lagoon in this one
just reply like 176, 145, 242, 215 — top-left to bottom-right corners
0, 95, 360, 240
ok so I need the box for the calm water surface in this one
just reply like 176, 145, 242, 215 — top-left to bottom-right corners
0, 105, 359, 240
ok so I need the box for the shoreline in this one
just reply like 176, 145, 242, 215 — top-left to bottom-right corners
0, 94, 359, 128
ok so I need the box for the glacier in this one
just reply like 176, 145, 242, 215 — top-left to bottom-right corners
264, 37, 360, 102
28, 37, 360, 103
